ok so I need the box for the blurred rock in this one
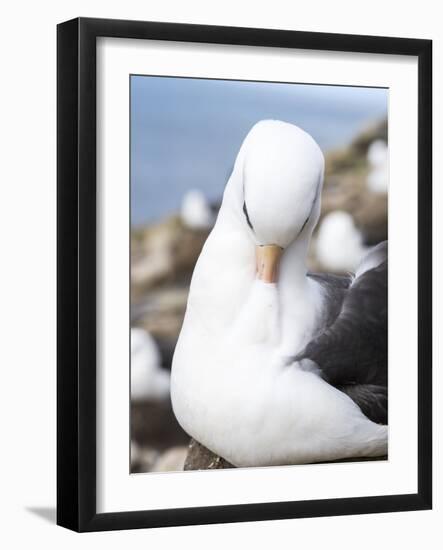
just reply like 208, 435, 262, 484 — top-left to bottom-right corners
184, 439, 233, 470
352, 192, 388, 244
132, 286, 189, 369
131, 216, 209, 298
131, 440, 142, 465
349, 118, 388, 156
131, 398, 189, 451
131, 442, 160, 473
152, 446, 188, 472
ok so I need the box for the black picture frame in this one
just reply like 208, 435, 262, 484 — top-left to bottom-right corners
57, 17, 432, 532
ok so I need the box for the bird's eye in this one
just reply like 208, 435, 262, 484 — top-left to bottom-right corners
299, 215, 310, 235
243, 200, 254, 231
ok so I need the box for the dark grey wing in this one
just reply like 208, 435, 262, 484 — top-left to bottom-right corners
307, 272, 351, 328
335, 384, 387, 425
296, 244, 388, 424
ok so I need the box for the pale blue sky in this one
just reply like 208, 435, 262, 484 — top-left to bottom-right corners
131, 76, 387, 226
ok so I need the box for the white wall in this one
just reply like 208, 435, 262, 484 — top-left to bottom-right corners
0, 0, 440, 547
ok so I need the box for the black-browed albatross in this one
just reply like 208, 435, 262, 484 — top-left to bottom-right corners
171, 120, 388, 467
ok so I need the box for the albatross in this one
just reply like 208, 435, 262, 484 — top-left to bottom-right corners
171, 120, 388, 467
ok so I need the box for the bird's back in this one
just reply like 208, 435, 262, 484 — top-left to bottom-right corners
296, 243, 388, 423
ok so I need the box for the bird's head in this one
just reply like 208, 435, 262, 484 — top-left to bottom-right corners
238, 120, 324, 283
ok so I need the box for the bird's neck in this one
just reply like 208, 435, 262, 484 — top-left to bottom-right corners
277, 234, 323, 357
280, 235, 310, 283
185, 203, 322, 357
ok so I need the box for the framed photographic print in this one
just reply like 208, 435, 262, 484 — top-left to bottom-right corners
57, 17, 432, 531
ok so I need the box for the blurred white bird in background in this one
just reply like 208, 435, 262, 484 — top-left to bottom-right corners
366, 139, 388, 194
315, 210, 368, 273
131, 327, 170, 401
181, 189, 214, 229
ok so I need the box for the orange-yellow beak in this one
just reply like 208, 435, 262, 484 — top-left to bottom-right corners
256, 245, 283, 283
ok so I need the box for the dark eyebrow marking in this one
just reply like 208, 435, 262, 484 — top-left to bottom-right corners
243, 200, 254, 231
299, 215, 310, 235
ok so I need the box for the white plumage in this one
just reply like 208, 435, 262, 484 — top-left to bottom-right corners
315, 210, 367, 273
366, 139, 388, 194
181, 189, 214, 229
131, 328, 170, 401
171, 120, 387, 467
